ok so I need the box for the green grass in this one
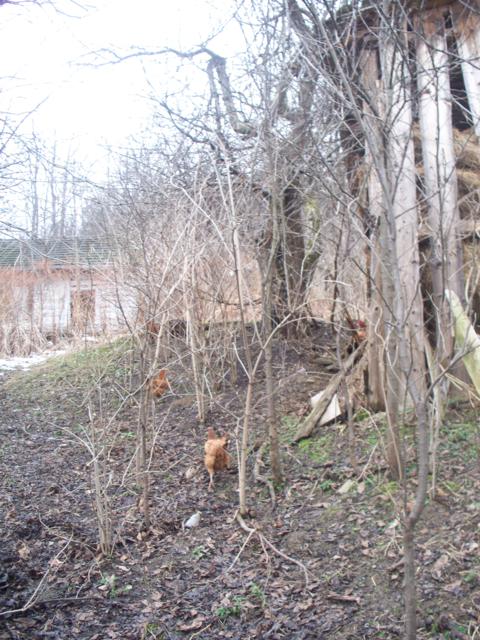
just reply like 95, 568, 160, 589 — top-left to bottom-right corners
142, 622, 164, 640
280, 415, 333, 464
5, 337, 134, 406
216, 596, 245, 620
442, 419, 478, 462
280, 415, 300, 443
216, 585, 266, 621
353, 408, 370, 422
249, 582, 266, 607
191, 545, 208, 561
297, 433, 333, 463
377, 479, 399, 496
98, 572, 133, 598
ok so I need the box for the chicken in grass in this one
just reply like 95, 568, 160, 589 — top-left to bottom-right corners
149, 369, 169, 398
204, 427, 231, 490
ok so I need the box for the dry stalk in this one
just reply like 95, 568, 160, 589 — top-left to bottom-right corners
232, 511, 312, 587
59, 404, 113, 556
0, 534, 73, 617
254, 443, 276, 509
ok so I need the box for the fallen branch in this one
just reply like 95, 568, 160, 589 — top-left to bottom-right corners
388, 558, 405, 572
225, 529, 255, 573
327, 591, 361, 605
293, 342, 366, 442
0, 534, 73, 618
233, 511, 311, 587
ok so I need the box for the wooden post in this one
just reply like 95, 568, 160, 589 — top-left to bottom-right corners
453, 7, 480, 138
417, 9, 464, 363
383, 22, 426, 399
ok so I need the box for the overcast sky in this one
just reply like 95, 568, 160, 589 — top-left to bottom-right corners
0, 0, 242, 174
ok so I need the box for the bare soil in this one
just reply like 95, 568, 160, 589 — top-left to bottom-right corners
0, 328, 479, 639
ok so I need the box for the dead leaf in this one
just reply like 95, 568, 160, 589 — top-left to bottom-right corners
338, 479, 355, 495
18, 543, 30, 560
176, 616, 206, 631
75, 612, 93, 622
6, 507, 16, 521
444, 580, 462, 594
150, 591, 163, 603
432, 554, 449, 578
297, 597, 313, 611
185, 466, 197, 480
49, 557, 63, 569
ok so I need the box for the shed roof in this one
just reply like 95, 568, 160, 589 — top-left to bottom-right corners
0, 237, 113, 269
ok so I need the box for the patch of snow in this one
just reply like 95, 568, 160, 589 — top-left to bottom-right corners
0, 350, 66, 375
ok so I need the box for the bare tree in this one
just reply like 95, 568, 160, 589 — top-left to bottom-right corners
96, 2, 332, 329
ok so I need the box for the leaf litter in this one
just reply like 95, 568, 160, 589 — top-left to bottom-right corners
0, 328, 479, 638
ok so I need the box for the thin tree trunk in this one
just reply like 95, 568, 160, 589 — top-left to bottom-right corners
137, 350, 150, 528
402, 397, 430, 640
403, 524, 416, 640
231, 224, 255, 516
239, 379, 254, 515
367, 243, 385, 410
382, 9, 430, 635
187, 267, 206, 424
264, 287, 282, 484
366, 155, 386, 410
139, 392, 150, 529
379, 209, 403, 480
361, 48, 386, 411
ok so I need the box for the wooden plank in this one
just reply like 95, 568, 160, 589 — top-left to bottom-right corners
417, 10, 464, 363
454, 7, 480, 138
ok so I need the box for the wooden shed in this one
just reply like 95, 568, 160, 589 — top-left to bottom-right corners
0, 237, 135, 354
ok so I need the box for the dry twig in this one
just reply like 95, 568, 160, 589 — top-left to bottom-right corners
231, 511, 312, 587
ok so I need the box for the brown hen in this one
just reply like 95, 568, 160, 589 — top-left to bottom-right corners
149, 369, 169, 397
204, 428, 230, 490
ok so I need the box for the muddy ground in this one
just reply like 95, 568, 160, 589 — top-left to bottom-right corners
0, 328, 479, 639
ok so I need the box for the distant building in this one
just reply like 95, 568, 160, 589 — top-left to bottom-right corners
0, 237, 134, 353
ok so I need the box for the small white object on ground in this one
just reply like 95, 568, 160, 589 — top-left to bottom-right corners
337, 479, 356, 495
184, 466, 197, 480
184, 512, 201, 528
310, 391, 341, 425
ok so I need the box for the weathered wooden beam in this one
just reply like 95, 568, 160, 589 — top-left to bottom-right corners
417, 9, 464, 361
382, 19, 427, 396
453, 7, 480, 138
